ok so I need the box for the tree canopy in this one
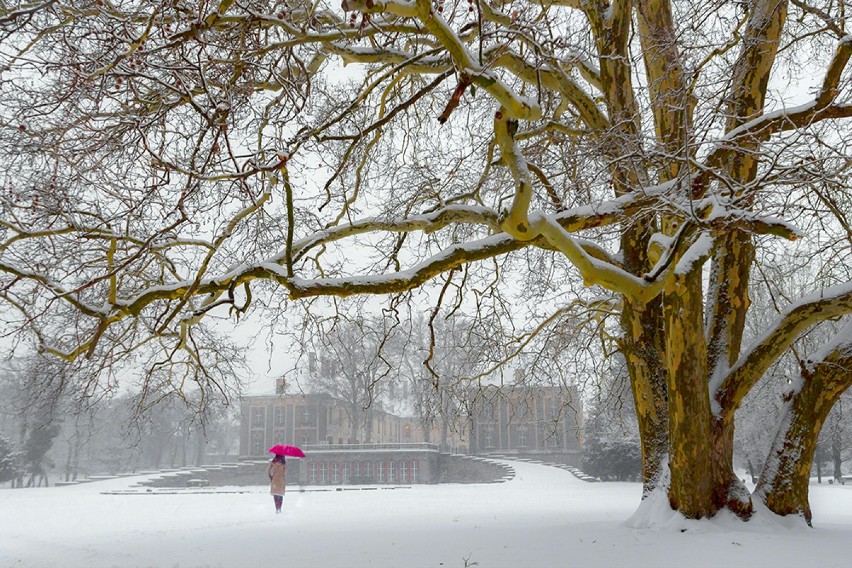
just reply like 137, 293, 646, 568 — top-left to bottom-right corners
2, 0, 852, 524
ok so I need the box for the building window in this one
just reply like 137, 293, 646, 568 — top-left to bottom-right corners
302, 433, 311, 445
377, 461, 385, 483
484, 427, 495, 448
400, 461, 409, 482
519, 400, 531, 421
309, 463, 317, 484
319, 463, 328, 484
342, 462, 351, 483
387, 461, 395, 483
410, 461, 418, 483
332, 463, 339, 484
482, 401, 495, 421
251, 431, 264, 455
274, 406, 286, 427
300, 405, 314, 426
251, 407, 265, 428
273, 430, 285, 444
364, 461, 372, 478
354, 462, 364, 478
518, 427, 528, 448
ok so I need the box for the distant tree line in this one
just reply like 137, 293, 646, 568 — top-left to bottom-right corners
0, 356, 239, 487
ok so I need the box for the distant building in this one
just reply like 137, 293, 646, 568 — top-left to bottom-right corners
239, 392, 425, 457
238, 379, 583, 483
467, 384, 583, 460
238, 391, 442, 484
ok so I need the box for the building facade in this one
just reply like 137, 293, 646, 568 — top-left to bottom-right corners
239, 382, 584, 483
239, 392, 425, 458
467, 384, 583, 459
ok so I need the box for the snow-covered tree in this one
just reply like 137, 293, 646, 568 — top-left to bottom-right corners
2, 0, 852, 524
583, 354, 641, 481
0, 434, 19, 484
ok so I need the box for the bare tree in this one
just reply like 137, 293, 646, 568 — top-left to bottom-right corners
2, 0, 852, 524
400, 312, 486, 450
302, 314, 397, 443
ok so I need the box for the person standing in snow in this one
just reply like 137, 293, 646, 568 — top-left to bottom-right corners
267, 454, 286, 513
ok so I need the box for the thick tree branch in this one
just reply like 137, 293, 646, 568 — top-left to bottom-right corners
716, 283, 852, 413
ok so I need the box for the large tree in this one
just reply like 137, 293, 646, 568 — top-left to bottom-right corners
1, 0, 852, 524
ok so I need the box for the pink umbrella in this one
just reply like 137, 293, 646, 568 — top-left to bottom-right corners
267, 444, 306, 458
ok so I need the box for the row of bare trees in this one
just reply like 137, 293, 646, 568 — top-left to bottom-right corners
0, 356, 240, 486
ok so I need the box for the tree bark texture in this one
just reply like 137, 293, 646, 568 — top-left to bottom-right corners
756, 353, 852, 525
663, 268, 713, 518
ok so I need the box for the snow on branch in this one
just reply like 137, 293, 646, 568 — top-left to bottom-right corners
807, 318, 852, 369
343, 0, 542, 120
284, 233, 523, 298
715, 281, 852, 413
290, 204, 501, 262
700, 36, 852, 183
534, 213, 666, 305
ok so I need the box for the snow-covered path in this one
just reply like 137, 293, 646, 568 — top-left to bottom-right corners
1, 459, 851, 568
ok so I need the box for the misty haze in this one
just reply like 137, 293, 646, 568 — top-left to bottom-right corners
2, 0, 852, 567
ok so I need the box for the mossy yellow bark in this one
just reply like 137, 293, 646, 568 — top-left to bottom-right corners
664, 269, 713, 518
758, 354, 852, 525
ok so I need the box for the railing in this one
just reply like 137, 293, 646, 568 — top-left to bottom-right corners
302, 442, 440, 452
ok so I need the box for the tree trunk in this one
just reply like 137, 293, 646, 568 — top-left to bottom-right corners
195, 432, 205, 466
349, 402, 358, 444
756, 357, 852, 525
72, 439, 80, 481
441, 393, 450, 451
663, 269, 713, 518
365, 409, 373, 443
620, 211, 669, 498
622, 297, 669, 498
440, 418, 448, 452
711, 414, 753, 518
816, 447, 823, 484
831, 429, 842, 483
65, 439, 74, 482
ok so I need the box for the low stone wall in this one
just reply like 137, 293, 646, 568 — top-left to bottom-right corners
134, 452, 514, 488
137, 461, 301, 489
298, 448, 439, 484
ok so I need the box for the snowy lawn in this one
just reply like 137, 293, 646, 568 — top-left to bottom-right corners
1, 459, 851, 568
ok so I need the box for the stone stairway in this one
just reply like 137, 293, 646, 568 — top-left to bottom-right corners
487, 455, 598, 482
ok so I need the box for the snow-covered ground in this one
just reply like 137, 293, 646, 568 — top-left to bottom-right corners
1, 459, 851, 568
